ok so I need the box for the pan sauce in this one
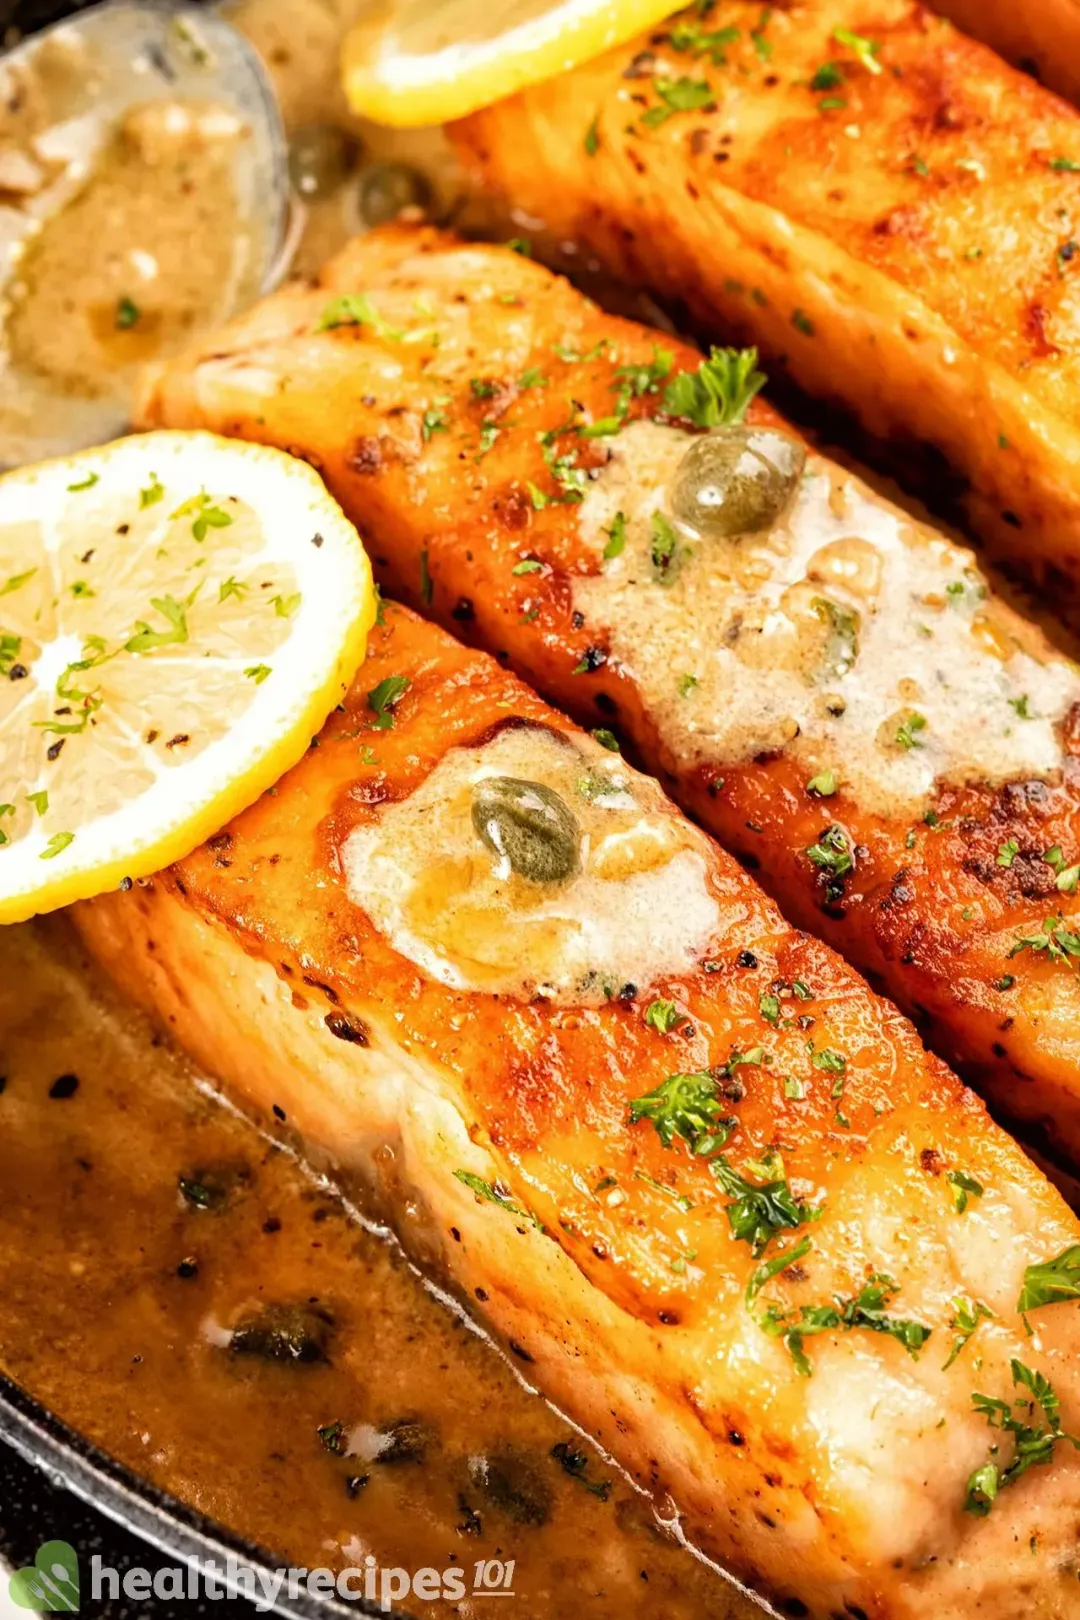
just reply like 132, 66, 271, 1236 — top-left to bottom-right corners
0, 918, 757, 1620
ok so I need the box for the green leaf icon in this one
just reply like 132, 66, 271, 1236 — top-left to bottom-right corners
9, 1541, 79, 1611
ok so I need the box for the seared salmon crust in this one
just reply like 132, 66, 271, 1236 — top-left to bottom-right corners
78, 603, 1080, 1620
139, 225, 1080, 1166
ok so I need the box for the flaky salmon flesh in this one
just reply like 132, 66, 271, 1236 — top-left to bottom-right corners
137, 224, 1080, 1167
453, 0, 1080, 602
77, 601, 1080, 1620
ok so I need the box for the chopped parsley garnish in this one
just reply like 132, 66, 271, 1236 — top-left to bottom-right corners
745, 1234, 811, 1306
0, 568, 35, 597
895, 712, 927, 749
470, 378, 498, 400
572, 645, 607, 675
125, 592, 193, 653
663, 346, 766, 427
946, 1168, 984, 1214
40, 831, 74, 860
421, 408, 448, 442
1017, 1243, 1080, 1312
0, 633, 21, 677
812, 596, 859, 674
1009, 693, 1032, 718
996, 838, 1019, 868
171, 491, 233, 542
602, 512, 627, 560
272, 592, 301, 619
669, 20, 740, 63
34, 638, 110, 735
810, 61, 843, 91
1007, 915, 1080, 971
805, 824, 854, 900
644, 999, 686, 1034
678, 672, 699, 696
318, 292, 407, 339
628, 1069, 737, 1155
812, 1047, 846, 1076
650, 511, 680, 579
69, 580, 94, 599
1051, 156, 1080, 172
750, 6, 773, 60
477, 420, 500, 457
806, 769, 837, 797
67, 471, 99, 492
711, 1150, 820, 1255
506, 237, 532, 257
367, 674, 410, 730
218, 576, 246, 603
641, 76, 716, 129
317, 1421, 346, 1455
964, 1360, 1079, 1516
518, 366, 547, 390
833, 25, 882, 73
26, 790, 47, 815
1044, 845, 1080, 894
942, 1296, 993, 1370
115, 295, 140, 329
245, 664, 272, 684
760, 1272, 931, 1376
139, 474, 164, 509
758, 989, 781, 1026
453, 1169, 541, 1229
584, 116, 599, 155
592, 727, 620, 752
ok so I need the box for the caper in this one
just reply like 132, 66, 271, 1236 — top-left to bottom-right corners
471, 776, 581, 884
288, 124, 359, 199
669, 425, 806, 539
468, 1450, 552, 1526
229, 1303, 334, 1363
359, 161, 432, 228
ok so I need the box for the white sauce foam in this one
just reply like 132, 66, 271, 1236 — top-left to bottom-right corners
574, 421, 1080, 816
342, 724, 720, 1004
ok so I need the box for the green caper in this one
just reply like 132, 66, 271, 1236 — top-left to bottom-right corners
471, 776, 581, 884
669, 425, 806, 539
359, 162, 432, 228
288, 124, 360, 199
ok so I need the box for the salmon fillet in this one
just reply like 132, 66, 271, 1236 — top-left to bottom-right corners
933, 0, 1080, 109
76, 601, 1080, 1619
137, 225, 1080, 1167
452, 0, 1080, 598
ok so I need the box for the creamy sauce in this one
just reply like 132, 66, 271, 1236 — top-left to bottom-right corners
575, 421, 1080, 815
0, 918, 751, 1620
343, 724, 720, 1003
6, 100, 243, 398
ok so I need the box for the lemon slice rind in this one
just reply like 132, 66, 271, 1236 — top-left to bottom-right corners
0, 430, 375, 924
342, 0, 680, 128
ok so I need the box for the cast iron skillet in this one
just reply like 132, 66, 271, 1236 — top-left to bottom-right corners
0, 1373, 381, 1617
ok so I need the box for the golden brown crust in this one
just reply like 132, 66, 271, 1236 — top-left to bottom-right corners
453, 0, 1080, 596
139, 224, 1080, 1161
77, 600, 1080, 1618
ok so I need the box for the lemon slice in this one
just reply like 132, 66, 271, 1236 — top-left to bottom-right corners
0, 430, 375, 923
342, 0, 679, 127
